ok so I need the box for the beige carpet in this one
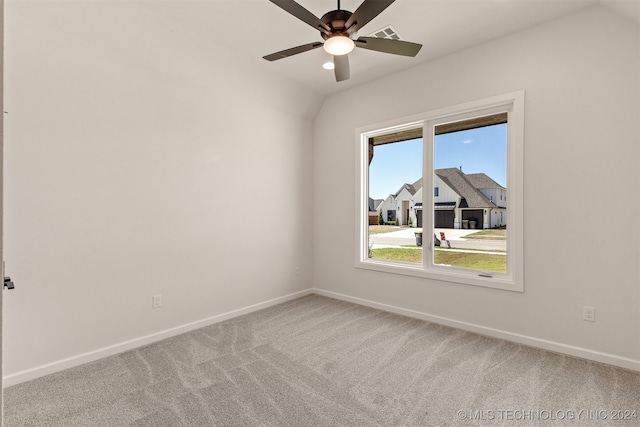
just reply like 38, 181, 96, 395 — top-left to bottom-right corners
4, 294, 639, 426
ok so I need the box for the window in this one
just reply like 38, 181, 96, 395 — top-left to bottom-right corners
356, 92, 524, 291
387, 210, 396, 222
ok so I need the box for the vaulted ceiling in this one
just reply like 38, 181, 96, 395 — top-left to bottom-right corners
136, 1, 640, 96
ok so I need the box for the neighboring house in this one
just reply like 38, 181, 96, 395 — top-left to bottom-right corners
384, 169, 507, 229
377, 194, 397, 224
368, 197, 383, 225
377, 179, 421, 225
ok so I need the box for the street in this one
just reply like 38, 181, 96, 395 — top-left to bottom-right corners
369, 228, 506, 252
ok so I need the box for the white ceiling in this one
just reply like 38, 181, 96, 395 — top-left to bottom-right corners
142, 0, 639, 96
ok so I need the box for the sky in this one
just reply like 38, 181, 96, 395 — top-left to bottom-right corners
369, 124, 507, 200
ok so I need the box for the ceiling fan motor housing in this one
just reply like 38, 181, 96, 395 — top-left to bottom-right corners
320, 10, 356, 40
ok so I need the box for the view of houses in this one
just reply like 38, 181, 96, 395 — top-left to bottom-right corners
370, 168, 507, 229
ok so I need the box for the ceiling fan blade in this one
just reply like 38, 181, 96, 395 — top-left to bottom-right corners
345, 0, 395, 33
334, 55, 350, 82
269, 0, 330, 33
263, 42, 323, 61
355, 37, 422, 57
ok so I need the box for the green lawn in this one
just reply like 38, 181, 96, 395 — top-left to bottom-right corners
368, 225, 402, 235
464, 228, 507, 240
369, 247, 506, 273
370, 247, 422, 263
434, 250, 506, 273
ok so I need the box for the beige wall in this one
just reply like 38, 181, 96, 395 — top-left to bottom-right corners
3, 1, 320, 382
4, 2, 639, 385
1, 0, 4, 419
313, 6, 640, 367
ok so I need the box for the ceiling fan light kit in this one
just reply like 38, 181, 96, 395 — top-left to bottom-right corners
263, 0, 422, 82
323, 35, 355, 56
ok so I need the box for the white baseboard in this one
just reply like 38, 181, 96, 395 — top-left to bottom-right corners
3, 289, 314, 387
312, 288, 640, 372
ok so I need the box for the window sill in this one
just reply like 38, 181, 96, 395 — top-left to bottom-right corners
356, 259, 523, 292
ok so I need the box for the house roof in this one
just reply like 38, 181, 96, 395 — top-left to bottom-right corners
368, 198, 384, 212
465, 173, 505, 190
435, 168, 497, 209
390, 177, 424, 198
435, 202, 456, 209
382, 170, 501, 210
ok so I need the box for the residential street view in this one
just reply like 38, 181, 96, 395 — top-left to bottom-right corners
368, 226, 507, 272
370, 227, 506, 252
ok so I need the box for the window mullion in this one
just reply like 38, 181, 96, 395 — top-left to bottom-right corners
423, 122, 435, 269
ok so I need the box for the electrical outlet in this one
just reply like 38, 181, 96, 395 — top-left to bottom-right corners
152, 295, 162, 309
295, 267, 300, 277
583, 306, 595, 322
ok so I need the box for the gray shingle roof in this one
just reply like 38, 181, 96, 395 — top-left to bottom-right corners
393, 182, 416, 197
368, 197, 384, 211
435, 168, 497, 209
391, 177, 424, 197
465, 173, 505, 190
411, 177, 422, 192
382, 170, 501, 210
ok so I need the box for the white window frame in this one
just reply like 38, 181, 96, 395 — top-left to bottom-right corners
355, 91, 524, 292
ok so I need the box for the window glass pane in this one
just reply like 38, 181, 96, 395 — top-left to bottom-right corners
433, 122, 507, 273
368, 138, 422, 264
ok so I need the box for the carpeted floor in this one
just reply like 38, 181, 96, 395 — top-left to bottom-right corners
4, 294, 639, 426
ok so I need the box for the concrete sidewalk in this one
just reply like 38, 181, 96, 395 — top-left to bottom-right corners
369, 227, 506, 252
379, 228, 477, 240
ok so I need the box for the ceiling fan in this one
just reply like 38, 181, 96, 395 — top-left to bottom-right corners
263, 0, 422, 82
